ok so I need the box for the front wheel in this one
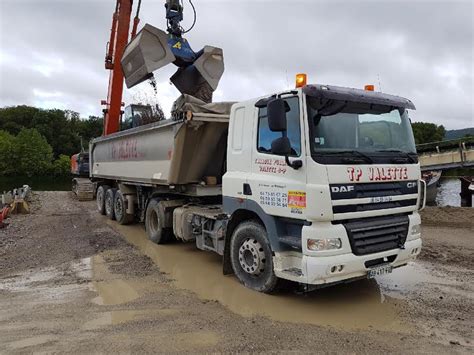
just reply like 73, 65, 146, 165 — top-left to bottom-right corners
230, 220, 280, 293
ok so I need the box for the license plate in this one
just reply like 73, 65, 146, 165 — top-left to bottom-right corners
368, 264, 393, 278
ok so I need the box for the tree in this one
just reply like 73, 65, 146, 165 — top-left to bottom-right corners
0, 105, 40, 135
51, 154, 71, 176
77, 115, 103, 145
0, 106, 101, 159
411, 122, 446, 145
12, 128, 53, 176
0, 130, 15, 175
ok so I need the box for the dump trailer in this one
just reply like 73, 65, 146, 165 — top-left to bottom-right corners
90, 84, 425, 293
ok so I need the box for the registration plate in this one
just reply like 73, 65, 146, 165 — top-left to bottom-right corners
368, 264, 393, 278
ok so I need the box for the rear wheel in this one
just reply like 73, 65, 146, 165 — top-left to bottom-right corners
114, 190, 134, 225
230, 220, 280, 293
96, 185, 110, 215
105, 188, 117, 220
145, 198, 173, 244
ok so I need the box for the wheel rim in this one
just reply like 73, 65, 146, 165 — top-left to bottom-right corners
97, 189, 103, 210
115, 197, 123, 218
105, 194, 112, 214
150, 210, 159, 232
238, 238, 266, 276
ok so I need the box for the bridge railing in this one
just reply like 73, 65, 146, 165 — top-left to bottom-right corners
418, 137, 474, 170
417, 137, 474, 154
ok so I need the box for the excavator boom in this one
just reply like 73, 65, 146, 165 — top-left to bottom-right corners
103, 0, 134, 136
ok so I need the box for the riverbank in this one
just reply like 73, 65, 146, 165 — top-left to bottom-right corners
0, 176, 71, 193
0, 192, 472, 353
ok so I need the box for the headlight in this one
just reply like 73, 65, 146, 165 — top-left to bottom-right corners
307, 238, 342, 251
411, 224, 421, 235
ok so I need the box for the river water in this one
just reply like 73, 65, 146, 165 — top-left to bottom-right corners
435, 178, 461, 207
0, 176, 71, 193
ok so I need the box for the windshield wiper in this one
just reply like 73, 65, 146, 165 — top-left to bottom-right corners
318, 150, 373, 163
377, 149, 417, 163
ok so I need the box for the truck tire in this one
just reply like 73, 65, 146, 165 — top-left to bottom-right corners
105, 188, 117, 220
114, 190, 134, 225
230, 220, 280, 293
145, 198, 173, 244
96, 185, 110, 215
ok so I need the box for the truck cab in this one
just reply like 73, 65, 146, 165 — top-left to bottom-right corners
223, 84, 424, 289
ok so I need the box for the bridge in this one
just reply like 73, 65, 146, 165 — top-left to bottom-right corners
417, 138, 474, 172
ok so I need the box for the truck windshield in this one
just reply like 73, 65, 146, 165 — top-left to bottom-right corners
307, 97, 417, 164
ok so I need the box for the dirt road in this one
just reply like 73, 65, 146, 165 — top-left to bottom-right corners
0, 192, 472, 353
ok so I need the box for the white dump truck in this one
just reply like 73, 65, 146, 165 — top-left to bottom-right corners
90, 82, 425, 293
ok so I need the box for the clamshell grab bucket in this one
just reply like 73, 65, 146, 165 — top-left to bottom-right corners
121, 24, 176, 89
121, 24, 225, 102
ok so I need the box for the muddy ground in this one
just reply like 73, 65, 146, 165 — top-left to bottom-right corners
0, 192, 472, 353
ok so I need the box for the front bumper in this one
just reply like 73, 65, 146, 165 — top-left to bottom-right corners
306, 238, 421, 285
274, 238, 422, 285
273, 212, 422, 285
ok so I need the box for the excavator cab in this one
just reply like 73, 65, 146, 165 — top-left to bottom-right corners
121, 104, 155, 130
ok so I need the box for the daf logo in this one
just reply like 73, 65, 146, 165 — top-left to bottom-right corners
331, 186, 355, 193
407, 182, 417, 188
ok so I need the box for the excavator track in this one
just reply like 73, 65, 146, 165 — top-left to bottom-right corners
72, 178, 96, 201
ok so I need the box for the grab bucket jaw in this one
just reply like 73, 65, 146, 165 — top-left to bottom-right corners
170, 46, 224, 102
121, 24, 176, 89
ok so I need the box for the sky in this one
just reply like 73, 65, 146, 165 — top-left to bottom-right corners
0, 0, 473, 129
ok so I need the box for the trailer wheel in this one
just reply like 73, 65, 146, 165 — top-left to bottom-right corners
230, 220, 280, 293
104, 188, 117, 220
114, 190, 134, 225
96, 185, 110, 215
145, 198, 173, 244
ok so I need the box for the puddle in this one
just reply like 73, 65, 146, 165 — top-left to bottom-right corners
376, 261, 472, 299
377, 262, 456, 292
109, 221, 407, 331
91, 279, 140, 305
89, 255, 140, 306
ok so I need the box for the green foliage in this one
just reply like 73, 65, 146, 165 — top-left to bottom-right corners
411, 122, 446, 145
0, 106, 102, 158
0, 130, 15, 175
51, 154, 71, 176
77, 115, 103, 148
0, 105, 104, 176
12, 128, 53, 177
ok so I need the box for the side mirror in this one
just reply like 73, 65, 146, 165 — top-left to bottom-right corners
271, 137, 291, 156
267, 98, 287, 132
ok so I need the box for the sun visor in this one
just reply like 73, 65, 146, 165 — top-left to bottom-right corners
303, 84, 416, 110
121, 24, 176, 89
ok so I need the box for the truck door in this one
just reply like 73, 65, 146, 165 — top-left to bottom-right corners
249, 95, 308, 219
